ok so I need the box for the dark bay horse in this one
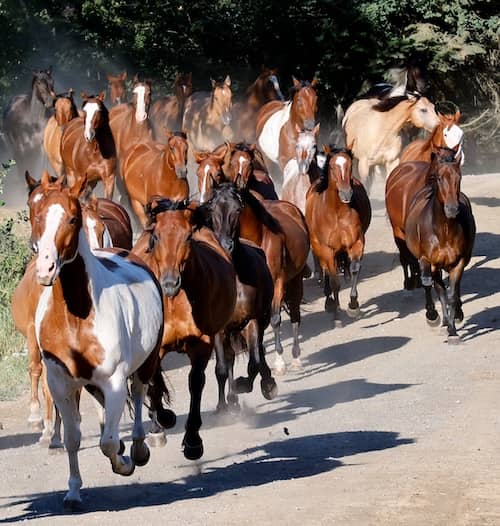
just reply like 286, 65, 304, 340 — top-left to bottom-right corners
306, 148, 371, 323
232, 67, 284, 143
20, 172, 165, 508
182, 76, 233, 152
60, 92, 117, 199
404, 153, 476, 342
150, 73, 193, 142
256, 77, 318, 187
132, 197, 237, 459
121, 131, 189, 227
342, 92, 440, 190
43, 90, 79, 176
3, 68, 55, 178
107, 71, 128, 105
193, 182, 277, 411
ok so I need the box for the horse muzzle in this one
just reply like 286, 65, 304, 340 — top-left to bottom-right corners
338, 188, 353, 204
175, 166, 188, 179
84, 132, 95, 142
161, 274, 182, 297
444, 203, 459, 219
220, 236, 234, 254
36, 257, 60, 286
221, 112, 232, 126
303, 119, 315, 132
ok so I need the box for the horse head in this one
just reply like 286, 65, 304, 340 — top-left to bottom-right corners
144, 197, 193, 297
32, 68, 55, 108
228, 142, 257, 189
408, 95, 440, 132
80, 191, 113, 249
194, 144, 227, 203
54, 89, 78, 127
325, 146, 354, 204
247, 67, 284, 108
164, 130, 188, 179
81, 92, 107, 142
290, 77, 318, 132
434, 101, 464, 164
107, 71, 127, 105
210, 76, 233, 126
429, 150, 462, 219
174, 72, 193, 99
132, 76, 152, 123
295, 124, 320, 175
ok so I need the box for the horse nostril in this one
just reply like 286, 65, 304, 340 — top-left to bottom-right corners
48, 262, 54, 272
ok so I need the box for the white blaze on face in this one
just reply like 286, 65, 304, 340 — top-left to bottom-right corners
200, 163, 211, 203
296, 132, 316, 174
335, 155, 347, 180
36, 204, 65, 283
33, 193, 43, 204
133, 85, 147, 122
444, 124, 465, 165
237, 154, 246, 176
84, 102, 99, 141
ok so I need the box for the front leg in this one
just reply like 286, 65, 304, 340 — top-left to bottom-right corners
419, 258, 439, 325
446, 260, 466, 342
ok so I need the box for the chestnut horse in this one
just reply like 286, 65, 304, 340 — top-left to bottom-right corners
342, 92, 440, 189
150, 73, 193, 142
232, 67, 284, 143
400, 101, 464, 164
132, 197, 237, 458
3, 68, 55, 178
306, 149, 371, 323
43, 90, 79, 176
182, 76, 233, 152
193, 182, 277, 411
107, 71, 128, 105
121, 131, 189, 227
404, 152, 475, 342
60, 92, 117, 199
22, 172, 165, 508
256, 77, 318, 187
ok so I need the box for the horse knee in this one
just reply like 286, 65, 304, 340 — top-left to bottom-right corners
100, 436, 119, 458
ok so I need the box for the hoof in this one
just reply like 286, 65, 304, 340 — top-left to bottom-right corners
455, 310, 464, 323
289, 358, 303, 371
261, 378, 278, 400
302, 264, 312, 279
439, 325, 449, 335
63, 498, 82, 512
28, 418, 44, 432
112, 456, 135, 477
273, 355, 286, 375
426, 312, 441, 327
234, 376, 252, 394
157, 408, 176, 429
146, 431, 167, 448
346, 306, 361, 319
131, 442, 150, 467
183, 440, 204, 461
38, 431, 53, 447
447, 335, 460, 345
325, 297, 335, 313
216, 402, 228, 414
334, 319, 343, 328
48, 443, 65, 455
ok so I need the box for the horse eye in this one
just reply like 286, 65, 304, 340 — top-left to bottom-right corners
146, 233, 158, 253
420, 108, 428, 113
69, 216, 78, 225
31, 242, 38, 254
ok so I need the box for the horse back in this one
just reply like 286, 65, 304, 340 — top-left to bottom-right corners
97, 198, 133, 250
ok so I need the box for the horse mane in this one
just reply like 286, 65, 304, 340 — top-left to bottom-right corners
372, 94, 419, 112
145, 196, 190, 221
435, 100, 459, 117
288, 80, 315, 98
241, 187, 283, 234
171, 131, 187, 140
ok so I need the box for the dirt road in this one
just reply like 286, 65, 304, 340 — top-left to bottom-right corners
0, 173, 499, 525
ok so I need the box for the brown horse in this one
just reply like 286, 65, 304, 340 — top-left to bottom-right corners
121, 131, 189, 227
60, 92, 117, 199
43, 90, 79, 176
182, 76, 233, 152
400, 101, 463, 164
3, 68, 55, 179
19, 172, 165, 508
306, 148, 371, 322
342, 93, 440, 189
256, 77, 318, 187
107, 71, 128, 105
193, 182, 277, 411
150, 73, 193, 142
132, 197, 237, 459
404, 152, 476, 343
232, 67, 284, 143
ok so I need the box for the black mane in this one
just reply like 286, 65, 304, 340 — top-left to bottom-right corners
372, 94, 420, 112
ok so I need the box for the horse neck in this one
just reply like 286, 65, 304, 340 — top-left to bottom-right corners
382, 101, 415, 137
239, 203, 263, 245
30, 85, 48, 121
95, 114, 116, 157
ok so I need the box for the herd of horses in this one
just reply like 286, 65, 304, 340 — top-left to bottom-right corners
3, 65, 476, 509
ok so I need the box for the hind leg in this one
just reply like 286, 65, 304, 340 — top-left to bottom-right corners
285, 273, 304, 369
129, 373, 150, 467
271, 276, 286, 374
445, 261, 465, 341
27, 330, 43, 431
214, 332, 234, 412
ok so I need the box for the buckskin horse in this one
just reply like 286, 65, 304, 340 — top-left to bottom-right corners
60, 92, 117, 199
22, 172, 165, 508
306, 148, 371, 324
107, 71, 128, 105
3, 68, 55, 179
404, 152, 476, 343
132, 197, 237, 459
342, 92, 440, 190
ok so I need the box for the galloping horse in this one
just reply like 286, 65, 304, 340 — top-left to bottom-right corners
256, 77, 318, 187
150, 73, 193, 142
107, 71, 128, 105
342, 92, 440, 189
405, 152, 475, 342
232, 67, 284, 143
22, 172, 165, 508
193, 182, 277, 411
121, 131, 189, 227
306, 148, 371, 323
3, 68, 55, 178
60, 92, 116, 199
400, 101, 463, 164
43, 90, 79, 176
133, 197, 237, 458
182, 76, 233, 152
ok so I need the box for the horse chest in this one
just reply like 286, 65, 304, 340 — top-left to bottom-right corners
163, 293, 201, 345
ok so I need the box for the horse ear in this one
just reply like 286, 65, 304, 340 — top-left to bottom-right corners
97, 91, 106, 102
313, 123, 321, 137
323, 144, 331, 155
292, 76, 300, 87
454, 110, 461, 123
193, 150, 208, 163
69, 173, 88, 198
211, 78, 216, 89
224, 75, 231, 87
25, 171, 38, 193
40, 170, 52, 188
311, 78, 318, 88
164, 128, 173, 139
133, 74, 139, 84
121, 71, 127, 80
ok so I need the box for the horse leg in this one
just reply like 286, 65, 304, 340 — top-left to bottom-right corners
313, 253, 323, 285
419, 259, 440, 325
271, 275, 286, 374
433, 270, 451, 330
183, 342, 211, 460
146, 367, 175, 448
129, 373, 150, 467
27, 331, 43, 431
214, 331, 229, 413
347, 258, 362, 318
445, 261, 465, 343
285, 273, 304, 369
357, 158, 371, 193
101, 171, 115, 201
395, 238, 413, 290
130, 198, 148, 229
225, 336, 239, 410
41, 364, 65, 450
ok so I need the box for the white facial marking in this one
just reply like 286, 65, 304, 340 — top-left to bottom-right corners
200, 164, 210, 203
237, 154, 246, 175
335, 156, 347, 180
84, 102, 99, 141
36, 204, 65, 281
296, 131, 316, 174
316, 153, 327, 169
443, 124, 464, 149
33, 193, 43, 203
133, 85, 147, 122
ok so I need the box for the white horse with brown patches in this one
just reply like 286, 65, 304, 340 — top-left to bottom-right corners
27, 172, 164, 509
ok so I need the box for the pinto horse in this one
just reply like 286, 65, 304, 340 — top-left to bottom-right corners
107, 71, 128, 105
121, 131, 189, 227
256, 77, 318, 188
150, 73, 193, 142
193, 182, 277, 411
60, 92, 117, 199
182, 76, 233, 152
404, 152, 475, 342
342, 92, 440, 190
43, 90, 79, 176
3, 68, 55, 179
132, 197, 237, 458
232, 67, 284, 143
21, 172, 165, 508
306, 148, 371, 323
